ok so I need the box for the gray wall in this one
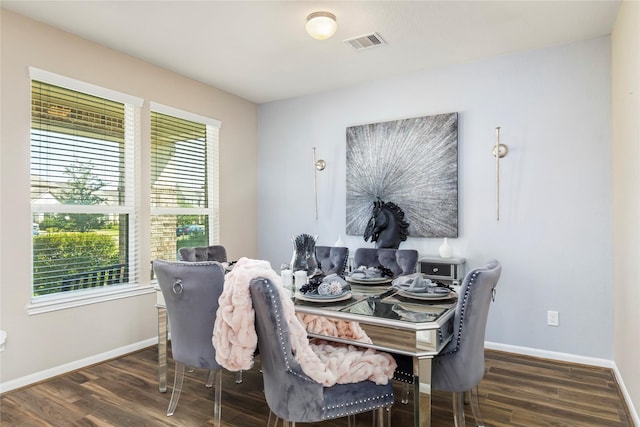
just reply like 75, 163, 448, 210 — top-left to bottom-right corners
258, 36, 613, 359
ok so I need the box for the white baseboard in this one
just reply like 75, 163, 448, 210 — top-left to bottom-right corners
0, 337, 157, 394
485, 341, 639, 426
485, 341, 615, 368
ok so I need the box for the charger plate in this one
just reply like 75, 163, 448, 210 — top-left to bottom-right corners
346, 277, 392, 285
396, 289, 457, 301
295, 291, 352, 303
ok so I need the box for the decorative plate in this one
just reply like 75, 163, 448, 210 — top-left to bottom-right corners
346, 277, 393, 285
396, 289, 456, 301
295, 291, 352, 303
395, 285, 450, 294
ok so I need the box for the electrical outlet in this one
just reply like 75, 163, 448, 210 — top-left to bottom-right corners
547, 310, 559, 327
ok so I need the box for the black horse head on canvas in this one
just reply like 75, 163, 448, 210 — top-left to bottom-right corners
363, 198, 410, 249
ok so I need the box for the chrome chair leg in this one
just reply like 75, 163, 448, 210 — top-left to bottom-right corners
452, 391, 466, 427
369, 407, 390, 427
268, 410, 281, 427
401, 382, 410, 404
206, 369, 216, 387
167, 362, 186, 416
469, 385, 485, 427
375, 407, 384, 427
212, 369, 222, 427
235, 370, 243, 384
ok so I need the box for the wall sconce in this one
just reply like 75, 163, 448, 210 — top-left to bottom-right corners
312, 147, 326, 220
493, 127, 509, 221
306, 12, 337, 40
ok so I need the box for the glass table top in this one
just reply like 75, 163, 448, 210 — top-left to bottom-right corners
341, 295, 454, 323
294, 289, 456, 324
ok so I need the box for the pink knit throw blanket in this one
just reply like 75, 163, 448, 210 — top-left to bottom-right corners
213, 257, 396, 386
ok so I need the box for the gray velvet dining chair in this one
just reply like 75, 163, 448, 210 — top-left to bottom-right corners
178, 245, 227, 263
394, 260, 502, 427
153, 260, 226, 426
431, 259, 502, 427
177, 245, 244, 384
249, 276, 395, 427
315, 246, 349, 276
353, 248, 418, 278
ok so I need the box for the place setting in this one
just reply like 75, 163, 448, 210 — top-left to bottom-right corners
295, 273, 353, 303
344, 265, 392, 291
391, 273, 457, 301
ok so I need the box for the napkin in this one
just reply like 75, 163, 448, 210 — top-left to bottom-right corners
393, 274, 433, 293
349, 266, 383, 280
317, 274, 348, 296
392, 274, 452, 294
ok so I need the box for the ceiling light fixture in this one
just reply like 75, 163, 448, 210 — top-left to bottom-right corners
305, 12, 337, 40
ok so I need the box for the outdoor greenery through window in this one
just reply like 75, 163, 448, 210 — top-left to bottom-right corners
28, 69, 219, 304
150, 104, 220, 274
30, 71, 139, 299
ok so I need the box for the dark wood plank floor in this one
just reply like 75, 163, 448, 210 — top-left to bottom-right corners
1, 347, 633, 426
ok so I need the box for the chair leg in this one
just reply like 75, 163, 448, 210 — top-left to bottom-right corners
212, 369, 222, 427
369, 407, 391, 427
236, 370, 243, 384
401, 382, 410, 404
469, 385, 485, 427
452, 391, 466, 427
167, 362, 186, 416
375, 407, 384, 427
206, 369, 216, 387
348, 414, 355, 427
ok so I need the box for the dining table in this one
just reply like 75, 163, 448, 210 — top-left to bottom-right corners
155, 277, 456, 427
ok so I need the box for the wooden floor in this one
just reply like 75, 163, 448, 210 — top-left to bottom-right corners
1, 347, 633, 426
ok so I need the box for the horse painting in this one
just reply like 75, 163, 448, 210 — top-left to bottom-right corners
363, 199, 410, 249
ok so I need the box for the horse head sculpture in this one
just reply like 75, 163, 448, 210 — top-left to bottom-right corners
363, 198, 410, 249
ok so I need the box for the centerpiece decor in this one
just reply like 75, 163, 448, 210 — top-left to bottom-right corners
290, 233, 319, 275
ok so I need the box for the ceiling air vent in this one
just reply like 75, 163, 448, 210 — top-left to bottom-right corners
344, 33, 386, 51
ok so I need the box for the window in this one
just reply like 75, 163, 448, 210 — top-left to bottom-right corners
150, 103, 220, 272
30, 68, 142, 302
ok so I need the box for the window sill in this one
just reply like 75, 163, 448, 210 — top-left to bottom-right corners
26, 284, 155, 315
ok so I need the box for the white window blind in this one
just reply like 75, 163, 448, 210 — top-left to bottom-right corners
30, 72, 140, 300
150, 103, 220, 269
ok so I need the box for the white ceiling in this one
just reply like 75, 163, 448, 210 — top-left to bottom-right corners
2, 0, 621, 104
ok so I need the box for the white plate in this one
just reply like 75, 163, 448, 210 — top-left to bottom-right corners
296, 291, 352, 303
396, 290, 456, 301
395, 286, 450, 294
346, 276, 392, 285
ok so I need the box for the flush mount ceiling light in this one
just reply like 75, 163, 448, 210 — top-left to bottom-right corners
305, 12, 337, 40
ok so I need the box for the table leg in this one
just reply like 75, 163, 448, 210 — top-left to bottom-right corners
157, 306, 168, 393
413, 356, 432, 427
